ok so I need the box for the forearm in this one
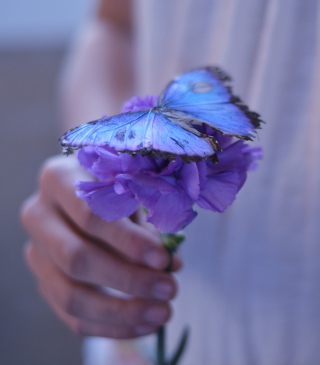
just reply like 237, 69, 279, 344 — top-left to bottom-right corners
59, 0, 134, 131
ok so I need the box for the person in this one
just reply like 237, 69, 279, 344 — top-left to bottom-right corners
21, 0, 320, 364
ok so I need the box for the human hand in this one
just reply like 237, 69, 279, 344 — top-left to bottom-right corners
20, 155, 181, 339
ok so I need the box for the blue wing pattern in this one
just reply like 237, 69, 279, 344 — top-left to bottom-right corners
60, 66, 262, 161
61, 110, 214, 161
159, 67, 261, 140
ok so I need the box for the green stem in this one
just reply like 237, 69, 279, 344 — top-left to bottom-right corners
156, 233, 185, 365
157, 325, 166, 365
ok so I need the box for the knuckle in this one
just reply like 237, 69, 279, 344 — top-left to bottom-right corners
71, 320, 88, 337
118, 227, 136, 250
81, 208, 99, 233
122, 269, 161, 298
19, 195, 40, 229
137, 271, 160, 295
38, 155, 77, 198
62, 243, 88, 279
61, 287, 82, 317
109, 326, 133, 339
111, 304, 127, 326
38, 155, 63, 186
118, 229, 144, 258
122, 270, 136, 294
125, 301, 148, 326
139, 301, 171, 325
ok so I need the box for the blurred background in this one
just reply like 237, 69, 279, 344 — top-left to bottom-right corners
0, 1, 92, 363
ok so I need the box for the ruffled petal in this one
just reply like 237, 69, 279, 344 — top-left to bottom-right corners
158, 159, 184, 177
120, 153, 157, 174
126, 181, 161, 213
77, 147, 99, 173
75, 181, 139, 221
196, 160, 208, 190
207, 140, 246, 174
126, 179, 196, 232
241, 145, 263, 171
92, 158, 120, 179
118, 173, 177, 193
147, 191, 197, 233
121, 95, 158, 113
197, 171, 241, 212
178, 162, 200, 201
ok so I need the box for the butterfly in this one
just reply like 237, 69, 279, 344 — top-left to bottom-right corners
60, 66, 262, 162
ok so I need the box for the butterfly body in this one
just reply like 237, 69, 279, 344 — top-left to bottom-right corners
60, 67, 262, 161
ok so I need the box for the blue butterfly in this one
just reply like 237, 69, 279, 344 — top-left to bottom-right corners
60, 67, 262, 162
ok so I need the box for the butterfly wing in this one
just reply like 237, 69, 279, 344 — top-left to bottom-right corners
60, 110, 214, 161
60, 111, 148, 154
149, 112, 214, 161
159, 67, 262, 140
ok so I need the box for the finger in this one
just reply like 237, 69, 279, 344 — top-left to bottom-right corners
39, 155, 171, 270
25, 241, 172, 327
50, 299, 158, 339
38, 282, 158, 338
22, 197, 177, 300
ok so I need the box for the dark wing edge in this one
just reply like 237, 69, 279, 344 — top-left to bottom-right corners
159, 65, 264, 132
59, 111, 149, 156
195, 66, 264, 131
59, 116, 214, 163
59, 120, 100, 155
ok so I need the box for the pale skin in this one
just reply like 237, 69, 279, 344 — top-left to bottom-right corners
20, 0, 182, 339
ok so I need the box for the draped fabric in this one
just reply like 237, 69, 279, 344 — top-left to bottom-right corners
84, 1, 320, 364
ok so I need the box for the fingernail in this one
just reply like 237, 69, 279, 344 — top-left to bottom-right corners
152, 280, 174, 300
144, 306, 168, 324
144, 249, 167, 269
135, 325, 155, 335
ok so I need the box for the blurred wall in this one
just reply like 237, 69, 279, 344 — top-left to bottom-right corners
0, 0, 91, 48
0, 1, 92, 363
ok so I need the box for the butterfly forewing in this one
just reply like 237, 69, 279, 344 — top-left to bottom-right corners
60, 111, 149, 154
60, 109, 215, 160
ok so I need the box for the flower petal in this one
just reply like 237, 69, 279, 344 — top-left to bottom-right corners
197, 171, 241, 213
121, 95, 158, 113
118, 173, 176, 193
126, 179, 196, 232
241, 145, 263, 171
75, 181, 139, 221
120, 153, 157, 174
126, 181, 161, 214
178, 162, 200, 201
77, 147, 99, 172
207, 140, 246, 173
147, 191, 197, 233
197, 160, 208, 190
90, 149, 123, 179
158, 159, 184, 177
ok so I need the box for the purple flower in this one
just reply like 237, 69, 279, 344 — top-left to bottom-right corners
75, 95, 262, 233
121, 95, 159, 113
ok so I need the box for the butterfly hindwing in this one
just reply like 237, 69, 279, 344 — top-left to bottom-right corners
159, 67, 262, 139
149, 112, 214, 160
